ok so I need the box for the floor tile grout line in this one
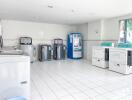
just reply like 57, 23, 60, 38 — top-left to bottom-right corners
32, 65, 61, 100
31, 69, 57, 100
97, 82, 132, 98
118, 94, 132, 100
56, 70, 109, 94
45, 71, 78, 100
31, 61, 132, 100
53, 69, 132, 99
33, 65, 78, 100
31, 78, 44, 100
45, 69, 93, 100
60, 71, 131, 97
61, 67, 132, 97
51, 69, 102, 95
31, 70, 50, 100
31, 71, 48, 100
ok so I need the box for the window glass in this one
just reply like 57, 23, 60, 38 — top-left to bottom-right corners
119, 20, 126, 43
126, 19, 132, 43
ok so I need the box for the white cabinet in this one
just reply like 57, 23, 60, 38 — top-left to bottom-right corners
92, 46, 110, 68
0, 55, 30, 100
109, 48, 132, 74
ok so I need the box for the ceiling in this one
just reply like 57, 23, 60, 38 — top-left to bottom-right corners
0, 0, 132, 24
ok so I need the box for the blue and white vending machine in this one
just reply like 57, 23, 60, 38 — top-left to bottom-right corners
67, 33, 83, 59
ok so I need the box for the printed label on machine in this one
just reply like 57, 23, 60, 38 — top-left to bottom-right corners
73, 51, 82, 58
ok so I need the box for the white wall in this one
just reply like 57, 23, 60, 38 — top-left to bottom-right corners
1, 20, 77, 46
88, 20, 102, 40
76, 23, 88, 59
75, 19, 119, 60
86, 14, 132, 62
102, 14, 132, 40
87, 14, 132, 41
87, 19, 119, 61
102, 19, 119, 40
2, 14, 132, 61
76, 23, 88, 40
78, 21, 104, 61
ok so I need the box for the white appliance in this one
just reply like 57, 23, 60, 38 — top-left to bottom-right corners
92, 46, 110, 68
0, 55, 30, 100
20, 45, 36, 62
53, 39, 66, 60
109, 48, 132, 74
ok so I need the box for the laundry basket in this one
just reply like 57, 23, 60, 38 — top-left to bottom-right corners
7, 97, 26, 100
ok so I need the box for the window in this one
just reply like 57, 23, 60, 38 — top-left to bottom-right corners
119, 19, 132, 43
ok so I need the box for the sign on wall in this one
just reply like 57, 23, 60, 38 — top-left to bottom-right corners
119, 19, 132, 43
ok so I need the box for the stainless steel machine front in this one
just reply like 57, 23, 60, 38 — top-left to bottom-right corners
38, 44, 52, 61
19, 37, 36, 63
53, 38, 66, 60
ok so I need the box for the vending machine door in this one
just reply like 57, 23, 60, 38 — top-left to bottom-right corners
73, 33, 82, 59
67, 33, 83, 59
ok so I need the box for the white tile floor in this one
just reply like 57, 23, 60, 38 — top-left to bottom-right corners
31, 60, 132, 100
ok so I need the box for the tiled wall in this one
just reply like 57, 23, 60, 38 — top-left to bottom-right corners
76, 24, 88, 59
0, 20, 78, 61
1, 20, 77, 46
